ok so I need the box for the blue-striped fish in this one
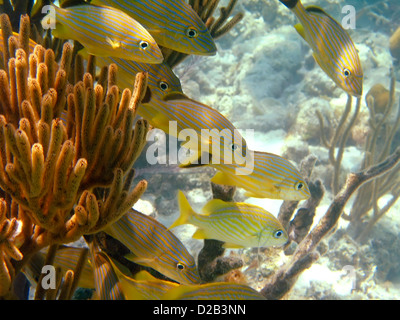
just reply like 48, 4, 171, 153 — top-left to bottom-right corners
91, 0, 216, 55
50, 246, 95, 289
209, 150, 310, 200
42, 4, 163, 63
170, 191, 288, 249
139, 92, 250, 166
163, 282, 266, 300
94, 56, 182, 97
279, 0, 363, 97
105, 209, 200, 284
89, 241, 125, 300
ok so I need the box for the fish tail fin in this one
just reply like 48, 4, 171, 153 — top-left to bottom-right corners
279, 0, 299, 9
169, 191, 196, 229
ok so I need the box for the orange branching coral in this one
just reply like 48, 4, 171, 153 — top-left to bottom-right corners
0, 14, 149, 298
0, 200, 22, 297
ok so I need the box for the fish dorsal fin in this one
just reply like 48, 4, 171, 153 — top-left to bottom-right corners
305, 5, 326, 15
202, 198, 232, 215
305, 5, 337, 22
59, 0, 88, 8
162, 91, 189, 101
294, 24, 306, 41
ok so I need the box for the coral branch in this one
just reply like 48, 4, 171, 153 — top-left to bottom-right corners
261, 147, 400, 299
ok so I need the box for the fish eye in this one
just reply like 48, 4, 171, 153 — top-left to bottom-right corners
231, 143, 238, 151
139, 41, 149, 50
295, 182, 304, 191
186, 27, 198, 38
273, 230, 284, 239
177, 262, 185, 270
159, 81, 169, 91
343, 68, 351, 77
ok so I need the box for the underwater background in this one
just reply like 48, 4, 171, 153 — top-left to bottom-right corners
0, 0, 399, 300
136, 0, 400, 300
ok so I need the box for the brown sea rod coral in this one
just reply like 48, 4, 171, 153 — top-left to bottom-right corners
0, 14, 149, 298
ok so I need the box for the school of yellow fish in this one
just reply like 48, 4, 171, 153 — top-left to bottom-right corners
32, 0, 363, 299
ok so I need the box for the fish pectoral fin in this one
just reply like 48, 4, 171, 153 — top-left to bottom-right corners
106, 37, 122, 49
222, 242, 246, 249
294, 23, 307, 41
192, 228, 207, 239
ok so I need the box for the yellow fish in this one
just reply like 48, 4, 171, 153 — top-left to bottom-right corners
162, 282, 266, 300
107, 256, 179, 300
91, 0, 217, 55
139, 91, 250, 167
106, 252, 264, 300
170, 191, 288, 249
42, 4, 163, 63
105, 209, 200, 284
94, 56, 182, 98
279, 0, 363, 97
89, 241, 125, 300
208, 150, 311, 200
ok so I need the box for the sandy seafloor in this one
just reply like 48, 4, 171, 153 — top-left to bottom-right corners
132, 0, 400, 300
